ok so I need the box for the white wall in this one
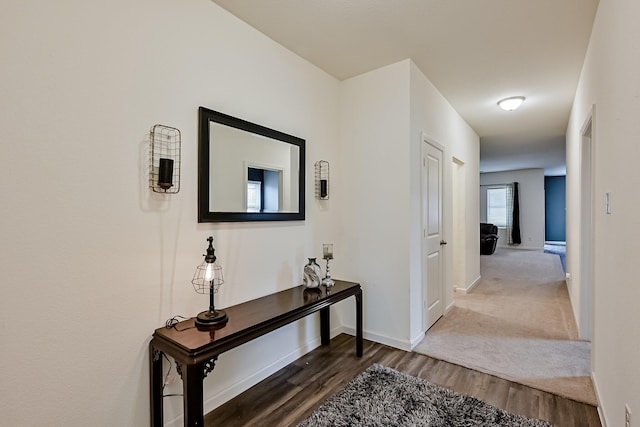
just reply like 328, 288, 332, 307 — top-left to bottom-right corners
0, 2, 482, 425
338, 61, 413, 349
0, 1, 341, 425
408, 62, 480, 342
566, 0, 640, 425
480, 169, 546, 250
337, 60, 480, 349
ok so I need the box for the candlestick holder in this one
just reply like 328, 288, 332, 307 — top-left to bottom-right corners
322, 243, 335, 287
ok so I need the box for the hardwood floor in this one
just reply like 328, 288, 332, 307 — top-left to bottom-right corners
206, 334, 601, 427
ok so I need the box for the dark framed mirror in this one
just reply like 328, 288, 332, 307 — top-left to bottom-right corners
198, 107, 305, 222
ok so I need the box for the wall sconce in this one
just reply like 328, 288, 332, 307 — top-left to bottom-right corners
315, 160, 330, 200
191, 237, 228, 328
149, 124, 181, 194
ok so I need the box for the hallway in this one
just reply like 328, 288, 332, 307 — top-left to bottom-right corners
414, 248, 595, 405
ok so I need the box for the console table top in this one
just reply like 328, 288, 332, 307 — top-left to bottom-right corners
152, 279, 360, 357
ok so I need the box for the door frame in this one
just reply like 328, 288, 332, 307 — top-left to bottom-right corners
452, 157, 466, 292
421, 133, 446, 330
579, 107, 595, 343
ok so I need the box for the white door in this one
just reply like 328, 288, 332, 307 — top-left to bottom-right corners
423, 138, 445, 330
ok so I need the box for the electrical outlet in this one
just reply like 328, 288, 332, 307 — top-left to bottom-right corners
626, 404, 631, 427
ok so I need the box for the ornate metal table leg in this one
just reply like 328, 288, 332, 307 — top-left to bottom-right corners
355, 290, 363, 357
149, 341, 164, 427
175, 356, 218, 427
182, 363, 205, 427
320, 307, 330, 345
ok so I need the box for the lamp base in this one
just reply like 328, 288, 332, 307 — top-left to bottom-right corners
195, 309, 228, 328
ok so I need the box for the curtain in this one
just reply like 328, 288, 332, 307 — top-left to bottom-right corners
505, 184, 513, 244
506, 182, 522, 245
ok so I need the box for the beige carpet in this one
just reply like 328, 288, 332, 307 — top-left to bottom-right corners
414, 248, 597, 406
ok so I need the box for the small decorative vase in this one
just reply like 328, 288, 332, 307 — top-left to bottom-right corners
303, 258, 322, 288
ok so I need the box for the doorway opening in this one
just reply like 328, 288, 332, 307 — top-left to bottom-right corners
452, 158, 466, 292
579, 109, 594, 342
246, 166, 283, 213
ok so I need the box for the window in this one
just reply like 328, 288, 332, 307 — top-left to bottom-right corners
487, 187, 507, 227
247, 181, 262, 212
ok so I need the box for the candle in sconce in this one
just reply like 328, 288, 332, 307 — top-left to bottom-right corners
158, 158, 174, 190
320, 179, 328, 198
322, 243, 334, 259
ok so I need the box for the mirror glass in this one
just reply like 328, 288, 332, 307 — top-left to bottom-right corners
198, 107, 305, 222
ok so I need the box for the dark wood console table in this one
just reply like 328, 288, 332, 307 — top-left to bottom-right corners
149, 280, 362, 427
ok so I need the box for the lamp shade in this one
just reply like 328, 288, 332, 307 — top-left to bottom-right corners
192, 258, 224, 294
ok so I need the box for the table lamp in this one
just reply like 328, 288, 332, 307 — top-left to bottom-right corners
191, 236, 228, 328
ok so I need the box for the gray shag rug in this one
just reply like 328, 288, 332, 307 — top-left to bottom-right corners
298, 364, 551, 427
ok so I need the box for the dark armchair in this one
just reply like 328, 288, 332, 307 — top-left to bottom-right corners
480, 223, 499, 255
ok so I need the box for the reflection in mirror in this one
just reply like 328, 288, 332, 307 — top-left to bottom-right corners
247, 167, 282, 213
208, 122, 299, 213
198, 107, 305, 222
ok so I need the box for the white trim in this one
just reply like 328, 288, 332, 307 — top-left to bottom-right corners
578, 105, 595, 342
496, 245, 543, 251
421, 132, 445, 152
410, 331, 427, 350
445, 299, 455, 314
243, 160, 286, 212
165, 327, 341, 427
455, 275, 481, 294
592, 372, 607, 427
342, 325, 413, 352
165, 321, 457, 427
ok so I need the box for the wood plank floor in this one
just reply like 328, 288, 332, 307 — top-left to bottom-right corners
206, 334, 601, 427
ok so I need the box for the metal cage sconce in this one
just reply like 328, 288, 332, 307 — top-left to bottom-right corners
315, 160, 330, 200
149, 124, 181, 194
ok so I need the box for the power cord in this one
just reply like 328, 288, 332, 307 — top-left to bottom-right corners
161, 353, 183, 398
164, 315, 195, 332
161, 315, 196, 398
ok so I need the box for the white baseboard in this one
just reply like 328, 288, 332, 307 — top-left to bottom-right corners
165, 326, 343, 427
342, 325, 413, 351
592, 372, 608, 427
445, 300, 455, 314
497, 245, 543, 251
455, 275, 481, 294
410, 331, 426, 349
165, 324, 418, 426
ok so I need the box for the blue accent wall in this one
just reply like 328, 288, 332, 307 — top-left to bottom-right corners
545, 176, 566, 242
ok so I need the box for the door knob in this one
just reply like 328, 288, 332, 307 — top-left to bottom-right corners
440, 240, 447, 245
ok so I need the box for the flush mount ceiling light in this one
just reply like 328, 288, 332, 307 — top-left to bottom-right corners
497, 96, 525, 111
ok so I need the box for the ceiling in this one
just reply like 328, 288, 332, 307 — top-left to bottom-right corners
212, 0, 599, 175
